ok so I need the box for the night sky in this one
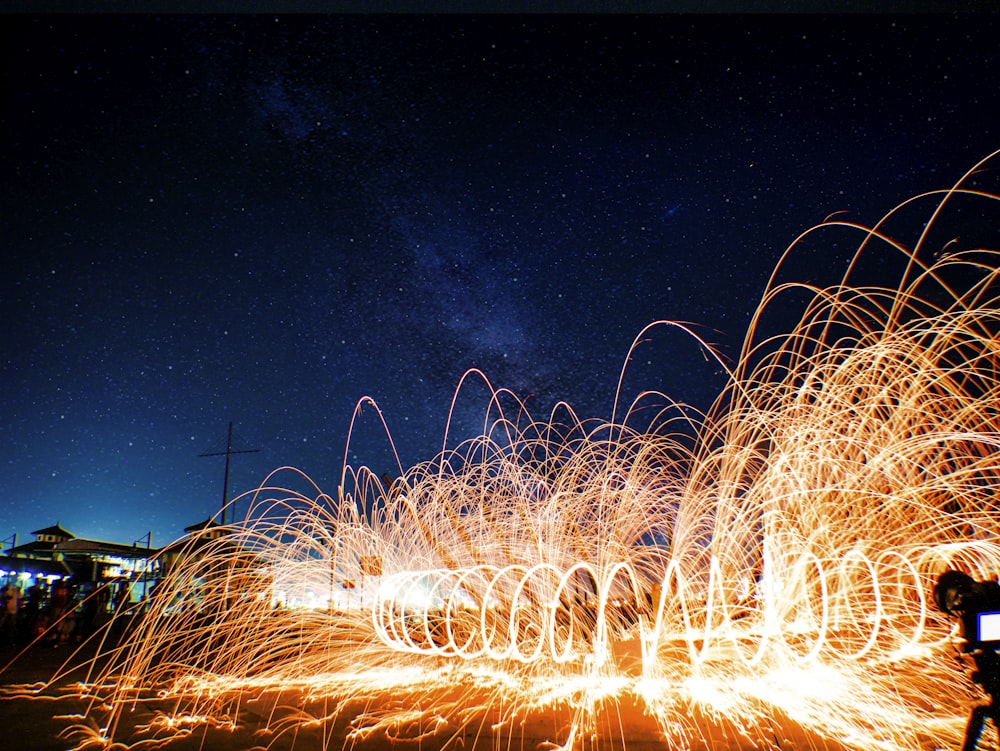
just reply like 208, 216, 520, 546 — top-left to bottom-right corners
3, 12, 1000, 549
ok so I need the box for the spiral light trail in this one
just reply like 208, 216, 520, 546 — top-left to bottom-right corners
33, 153, 1000, 750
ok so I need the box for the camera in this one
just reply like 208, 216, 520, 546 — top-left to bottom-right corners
935, 570, 1000, 651
934, 570, 1000, 751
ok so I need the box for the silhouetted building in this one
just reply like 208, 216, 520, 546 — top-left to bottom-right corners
4, 524, 159, 600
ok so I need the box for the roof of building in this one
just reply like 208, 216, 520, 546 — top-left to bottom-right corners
55, 538, 159, 557
8, 528, 159, 559
7, 539, 61, 556
183, 519, 222, 533
30, 523, 75, 539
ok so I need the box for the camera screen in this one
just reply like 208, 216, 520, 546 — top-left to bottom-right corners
977, 611, 1000, 643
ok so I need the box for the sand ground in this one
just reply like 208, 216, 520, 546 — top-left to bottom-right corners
0, 639, 859, 751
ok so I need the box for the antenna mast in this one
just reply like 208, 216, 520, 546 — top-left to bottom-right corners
198, 422, 260, 525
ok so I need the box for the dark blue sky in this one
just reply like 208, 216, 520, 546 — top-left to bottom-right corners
3, 13, 1000, 547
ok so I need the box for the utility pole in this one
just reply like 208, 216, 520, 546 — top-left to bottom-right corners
0, 533, 16, 552
134, 531, 152, 602
199, 422, 260, 526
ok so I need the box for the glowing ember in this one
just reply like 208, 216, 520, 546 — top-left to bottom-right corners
30, 153, 1000, 749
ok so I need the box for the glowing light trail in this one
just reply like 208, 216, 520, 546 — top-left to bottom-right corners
19, 151, 1000, 750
